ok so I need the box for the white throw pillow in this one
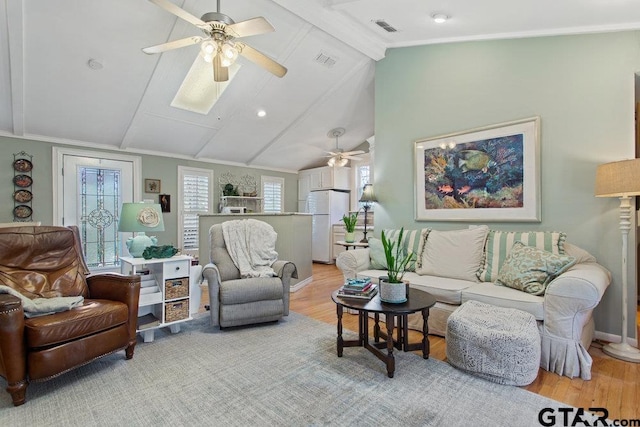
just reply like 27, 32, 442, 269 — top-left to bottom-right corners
416, 225, 489, 282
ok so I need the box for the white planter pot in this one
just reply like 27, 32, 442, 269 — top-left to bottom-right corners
344, 231, 355, 243
379, 279, 407, 304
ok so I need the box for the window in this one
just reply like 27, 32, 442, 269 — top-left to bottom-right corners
262, 176, 284, 213
178, 166, 213, 258
356, 163, 371, 209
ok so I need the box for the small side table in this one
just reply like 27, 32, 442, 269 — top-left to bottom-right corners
335, 240, 369, 250
331, 288, 436, 378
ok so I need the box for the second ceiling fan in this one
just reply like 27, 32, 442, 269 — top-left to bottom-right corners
326, 128, 364, 167
143, 0, 287, 82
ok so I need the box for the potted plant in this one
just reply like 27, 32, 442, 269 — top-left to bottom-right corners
341, 211, 359, 243
380, 228, 415, 303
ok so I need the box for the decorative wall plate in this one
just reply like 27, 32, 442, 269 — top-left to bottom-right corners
13, 174, 33, 188
13, 205, 32, 219
13, 159, 33, 172
13, 189, 32, 203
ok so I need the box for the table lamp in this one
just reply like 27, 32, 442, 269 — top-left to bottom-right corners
595, 158, 640, 363
118, 202, 165, 258
359, 184, 377, 243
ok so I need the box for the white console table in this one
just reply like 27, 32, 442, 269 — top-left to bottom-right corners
120, 255, 192, 343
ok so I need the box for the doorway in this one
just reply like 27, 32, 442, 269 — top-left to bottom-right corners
53, 148, 142, 271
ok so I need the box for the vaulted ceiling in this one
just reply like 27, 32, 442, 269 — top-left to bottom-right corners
2, 1, 639, 172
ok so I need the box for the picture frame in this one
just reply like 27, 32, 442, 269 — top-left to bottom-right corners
414, 117, 540, 222
145, 179, 161, 193
159, 194, 170, 213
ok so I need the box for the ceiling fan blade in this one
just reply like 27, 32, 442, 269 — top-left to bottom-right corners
213, 55, 229, 82
148, 0, 207, 28
237, 42, 287, 78
226, 17, 275, 38
142, 36, 203, 54
343, 150, 365, 156
344, 155, 362, 161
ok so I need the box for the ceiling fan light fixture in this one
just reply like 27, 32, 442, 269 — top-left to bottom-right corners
222, 41, 238, 60
201, 40, 217, 55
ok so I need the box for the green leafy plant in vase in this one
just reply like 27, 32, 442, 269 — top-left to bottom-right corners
341, 211, 359, 243
380, 228, 415, 303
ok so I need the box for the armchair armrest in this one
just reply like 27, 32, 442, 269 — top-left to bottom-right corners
272, 260, 297, 315
87, 273, 141, 346
336, 248, 371, 280
543, 262, 611, 340
0, 294, 27, 405
202, 263, 222, 327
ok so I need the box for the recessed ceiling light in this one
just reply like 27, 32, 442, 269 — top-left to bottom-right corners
257, 110, 266, 117
431, 14, 449, 24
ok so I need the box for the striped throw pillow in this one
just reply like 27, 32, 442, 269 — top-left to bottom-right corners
478, 230, 567, 282
382, 228, 428, 272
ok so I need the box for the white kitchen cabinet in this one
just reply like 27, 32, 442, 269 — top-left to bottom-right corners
300, 166, 350, 193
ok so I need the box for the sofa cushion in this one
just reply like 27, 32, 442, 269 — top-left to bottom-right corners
461, 282, 544, 320
356, 270, 474, 305
382, 229, 428, 272
405, 272, 474, 305
415, 226, 488, 282
368, 237, 388, 269
478, 230, 567, 282
24, 299, 128, 348
495, 241, 576, 295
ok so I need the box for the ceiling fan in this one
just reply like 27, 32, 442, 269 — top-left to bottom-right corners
325, 128, 364, 167
142, 0, 287, 82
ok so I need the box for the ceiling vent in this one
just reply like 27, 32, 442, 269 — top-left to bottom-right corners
373, 19, 397, 33
314, 51, 337, 68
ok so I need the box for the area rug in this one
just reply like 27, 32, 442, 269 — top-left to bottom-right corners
1, 312, 572, 426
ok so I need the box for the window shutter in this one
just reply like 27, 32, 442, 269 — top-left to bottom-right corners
179, 168, 213, 255
262, 177, 284, 213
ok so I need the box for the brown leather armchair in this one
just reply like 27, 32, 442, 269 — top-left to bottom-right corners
0, 226, 140, 406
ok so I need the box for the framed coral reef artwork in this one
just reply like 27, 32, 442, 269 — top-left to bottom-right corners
414, 117, 540, 222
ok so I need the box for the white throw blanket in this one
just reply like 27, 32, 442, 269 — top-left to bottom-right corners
0, 285, 84, 318
222, 219, 278, 278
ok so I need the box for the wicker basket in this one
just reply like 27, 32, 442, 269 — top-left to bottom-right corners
164, 299, 189, 323
164, 278, 189, 300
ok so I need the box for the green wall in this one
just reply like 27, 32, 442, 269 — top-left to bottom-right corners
375, 31, 640, 336
0, 136, 299, 248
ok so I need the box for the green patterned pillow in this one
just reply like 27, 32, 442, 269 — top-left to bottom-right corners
368, 237, 387, 269
382, 229, 427, 271
495, 241, 576, 295
478, 230, 567, 282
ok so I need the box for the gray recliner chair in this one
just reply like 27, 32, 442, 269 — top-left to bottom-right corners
202, 223, 297, 328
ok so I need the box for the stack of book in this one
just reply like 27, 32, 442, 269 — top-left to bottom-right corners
338, 277, 377, 300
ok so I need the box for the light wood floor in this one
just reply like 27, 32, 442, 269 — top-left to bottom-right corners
201, 263, 640, 420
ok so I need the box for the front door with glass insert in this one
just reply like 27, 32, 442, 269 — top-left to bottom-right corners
62, 156, 134, 270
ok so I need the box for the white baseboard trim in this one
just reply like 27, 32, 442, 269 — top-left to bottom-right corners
290, 276, 313, 292
594, 330, 638, 348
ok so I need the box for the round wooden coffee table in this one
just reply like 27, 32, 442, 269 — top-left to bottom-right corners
331, 287, 436, 378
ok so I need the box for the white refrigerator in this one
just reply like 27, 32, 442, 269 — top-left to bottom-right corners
307, 190, 350, 263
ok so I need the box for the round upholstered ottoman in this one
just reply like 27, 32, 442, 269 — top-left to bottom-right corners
446, 300, 541, 386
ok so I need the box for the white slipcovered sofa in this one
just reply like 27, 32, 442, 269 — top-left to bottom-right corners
336, 226, 611, 380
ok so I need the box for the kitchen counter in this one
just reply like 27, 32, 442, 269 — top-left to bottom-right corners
198, 213, 312, 291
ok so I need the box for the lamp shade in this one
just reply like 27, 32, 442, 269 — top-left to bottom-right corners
359, 184, 378, 203
118, 203, 165, 232
595, 158, 640, 198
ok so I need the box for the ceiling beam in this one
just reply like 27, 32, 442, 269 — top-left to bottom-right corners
6, 0, 25, 136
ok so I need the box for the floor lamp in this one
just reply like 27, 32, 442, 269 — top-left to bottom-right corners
359, 184, 377, 243
595, 158, 640, 363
